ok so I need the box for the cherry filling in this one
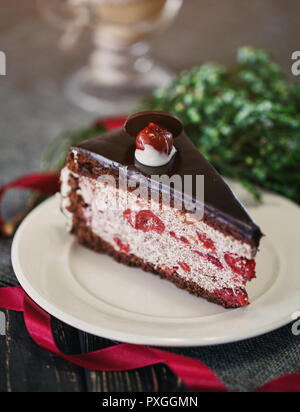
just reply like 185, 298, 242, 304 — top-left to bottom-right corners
196, 231, 215, 250
123, 209, 165, 235
136, 122, 174, 155
169, 231, 190, 245
178, 262, 191, 273
123, 209, 134, 227
224, 253, 256, 282
135, 210, 165, 234
122, 209, 255, 287
213, 287, 249, 307
194, 251, 223, 269
113, 237, 130, 254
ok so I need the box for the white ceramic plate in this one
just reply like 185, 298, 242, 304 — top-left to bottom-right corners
11, 183, 300, 347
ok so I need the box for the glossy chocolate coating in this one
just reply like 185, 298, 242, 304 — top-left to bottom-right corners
72, 113, 262, 247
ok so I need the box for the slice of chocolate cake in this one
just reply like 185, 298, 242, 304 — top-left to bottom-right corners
60, 111, 262, 309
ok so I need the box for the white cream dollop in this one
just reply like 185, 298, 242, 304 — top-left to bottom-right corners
135, 144, 177, 167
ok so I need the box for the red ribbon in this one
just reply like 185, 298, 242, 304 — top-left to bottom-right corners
254, 374, 300, 393
1, 288, 300, 392
0, 287, 227, 392
0, 172, 60, 230
97, 116, 126, 131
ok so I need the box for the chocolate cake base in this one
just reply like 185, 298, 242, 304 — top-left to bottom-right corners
66, 174, 245, 309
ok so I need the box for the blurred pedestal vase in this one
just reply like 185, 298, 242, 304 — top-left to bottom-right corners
38, 0, 183, 114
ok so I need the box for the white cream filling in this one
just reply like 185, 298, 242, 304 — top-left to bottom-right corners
135, 144, 177, 167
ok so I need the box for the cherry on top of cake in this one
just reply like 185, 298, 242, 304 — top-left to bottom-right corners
133, 120, 179, 168
136, 122, 174, 155
71, 111, 263, 247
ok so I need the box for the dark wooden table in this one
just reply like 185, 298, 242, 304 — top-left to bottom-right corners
1, 0, 300, 392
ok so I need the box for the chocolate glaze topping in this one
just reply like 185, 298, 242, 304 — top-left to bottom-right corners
71, 111, 263, 248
